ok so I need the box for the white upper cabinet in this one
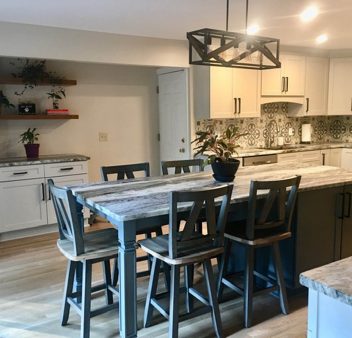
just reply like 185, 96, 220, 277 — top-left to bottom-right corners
261, 54, 306, 96
304, 57, 329, 116
232, 68, 261, 118
328, 58, 352, 115
193, 65, 261, 119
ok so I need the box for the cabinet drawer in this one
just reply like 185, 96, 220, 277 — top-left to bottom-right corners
0, 165, 44, 182
278, 153, 299, 164
44, 161, 88, 177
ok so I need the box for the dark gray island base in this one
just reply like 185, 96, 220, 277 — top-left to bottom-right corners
70, 163, 352, 337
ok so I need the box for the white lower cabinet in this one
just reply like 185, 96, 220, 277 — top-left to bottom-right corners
321, 149, 342, 167
0, 161, 88, 233
0, 178, 47, 232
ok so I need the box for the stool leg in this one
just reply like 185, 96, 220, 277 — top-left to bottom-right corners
204, 259, 223, 338
217, 239, 232, 301
102, 260, 113, 305
144, 257, 161, 328
163, 262, 171, 292
81, 261, 92, 338
244, 246, 254, 328
169, 265, 180, 338
112, 258, 119, 287
61, 260, 77, 326
184, 264, 194, 313
272, 242, 289, 315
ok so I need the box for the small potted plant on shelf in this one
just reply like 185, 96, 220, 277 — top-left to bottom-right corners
0, 90, 15, 114
19, 128, 40, 159
47, 86, 66, 110
192, 125, 246, 182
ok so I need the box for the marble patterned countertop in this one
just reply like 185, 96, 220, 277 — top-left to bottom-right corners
236, 142, 352, 157
0, 154, 90, 167
300, 257, 352, 306
70, 162, 352, 222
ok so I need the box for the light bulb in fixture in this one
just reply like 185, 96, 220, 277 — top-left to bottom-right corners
247, 24, 260, 35
300, 5, 319, 22
316, 34, 328, 44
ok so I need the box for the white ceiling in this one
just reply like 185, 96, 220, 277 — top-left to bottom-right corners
1, 0, 352, 50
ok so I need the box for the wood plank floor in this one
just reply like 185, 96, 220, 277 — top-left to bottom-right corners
0, 224, 308, 338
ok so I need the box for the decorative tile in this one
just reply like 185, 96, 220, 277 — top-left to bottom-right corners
196, 104, 352, 148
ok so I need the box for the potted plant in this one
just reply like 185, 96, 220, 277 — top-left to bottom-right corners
47, 86, 66, 109
0, 90, 15, 114
192, 125, 246, 182
19, 128, 40, 159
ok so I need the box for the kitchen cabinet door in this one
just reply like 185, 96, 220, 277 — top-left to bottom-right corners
328, 58, 352, 115
339, 185, 352, 259
232, 68, 261, 118
0, 178, 47, 233
330, 149, 342, 167
209, 67, 234, 118
304, 57, 329, 116
300, 150, 322, 166
261, 54, 305, 96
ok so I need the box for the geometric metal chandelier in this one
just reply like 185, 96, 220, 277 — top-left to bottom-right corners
187, 0, 281, 70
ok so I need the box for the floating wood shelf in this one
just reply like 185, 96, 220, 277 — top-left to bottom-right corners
0, 78, 77, 86
0, 114, 79, 120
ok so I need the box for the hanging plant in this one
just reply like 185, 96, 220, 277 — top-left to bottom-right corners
10, 58, 65, 96
0, 90, 15, 109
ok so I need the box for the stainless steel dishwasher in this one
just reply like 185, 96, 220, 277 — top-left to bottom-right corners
242, 154, 278, 166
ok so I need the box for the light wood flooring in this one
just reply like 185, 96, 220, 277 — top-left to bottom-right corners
0, 224, 308, 338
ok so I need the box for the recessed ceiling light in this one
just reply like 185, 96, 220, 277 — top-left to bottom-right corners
300, 5, 319, 22
316, 34, 328, 44
247, 24, 260, 35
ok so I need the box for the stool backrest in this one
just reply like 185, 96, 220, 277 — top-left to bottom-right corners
246, 175, 301, 240
168, 184, 233, 259
48, 179, 84, 256
101, 162, 150, 181
161, 159, 205, 175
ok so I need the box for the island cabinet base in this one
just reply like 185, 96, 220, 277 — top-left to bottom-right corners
307, 289, 352, 338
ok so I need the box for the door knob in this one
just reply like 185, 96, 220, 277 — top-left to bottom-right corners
179, 148, 185, 153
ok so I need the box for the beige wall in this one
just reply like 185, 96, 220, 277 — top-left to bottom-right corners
0, 59, 160, 181
0, 22, 188, 68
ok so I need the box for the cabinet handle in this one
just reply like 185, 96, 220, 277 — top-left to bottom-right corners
285, 77, 289, 93
345, 192, 352, 218
13, 171, 28, 175
59, 167, 74, 171
41, 183, 45, 201
306, 98, 309, 113
238, 97, 241, 114
351, 98, 352, 112
322, 153, 325, 165
234, 98, 237, 115
281, 77, 285, 93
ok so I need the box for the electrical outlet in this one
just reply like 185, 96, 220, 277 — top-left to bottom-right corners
288, 128, 294, 136
99, 132, 108, 142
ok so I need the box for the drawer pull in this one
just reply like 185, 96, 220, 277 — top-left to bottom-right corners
12, 171, 28, 175
59, 167, 74, 171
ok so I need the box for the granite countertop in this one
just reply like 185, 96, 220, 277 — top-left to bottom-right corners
236, 142, 352, 157
300, 257, 352, 306
0, 154, 90, 167
70, 162, 352, 222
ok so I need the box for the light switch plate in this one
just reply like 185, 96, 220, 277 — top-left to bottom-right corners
99, 132, 108, 142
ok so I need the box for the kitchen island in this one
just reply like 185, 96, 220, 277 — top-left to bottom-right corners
70, 162, 352, 338
300, 257, 352, 338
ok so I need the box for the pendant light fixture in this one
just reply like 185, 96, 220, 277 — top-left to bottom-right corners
187, 0, 281, 70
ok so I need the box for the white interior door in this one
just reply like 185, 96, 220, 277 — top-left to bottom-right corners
158, 69, 190, 163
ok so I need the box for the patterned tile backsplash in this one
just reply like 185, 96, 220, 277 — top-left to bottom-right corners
196, 103, 352, 148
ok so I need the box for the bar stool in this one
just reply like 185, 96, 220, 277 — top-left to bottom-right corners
217, 176, 301, 328
100, 162, 164, 283
48, 179, 119, 338
161, 159, 205, 175
139, 184, 233, 338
